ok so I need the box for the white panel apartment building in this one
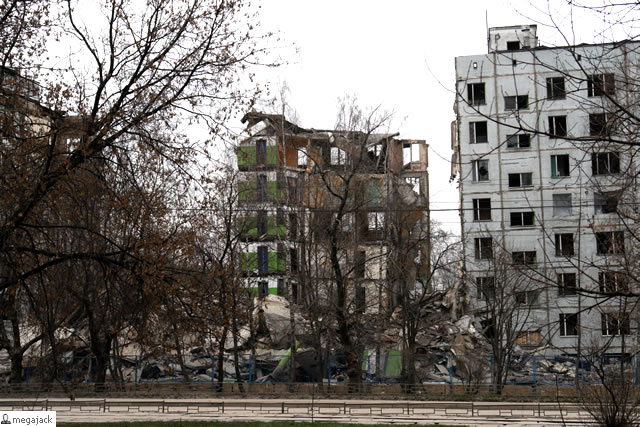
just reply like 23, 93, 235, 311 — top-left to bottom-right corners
454, 25, 640, 355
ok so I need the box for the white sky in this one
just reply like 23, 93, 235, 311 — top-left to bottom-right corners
252, 0, 618, 233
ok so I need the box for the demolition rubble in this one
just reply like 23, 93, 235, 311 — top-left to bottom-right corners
0, 294, 580, 386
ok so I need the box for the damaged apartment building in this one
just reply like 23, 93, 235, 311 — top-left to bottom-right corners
454, 25, 640, 355
236, 112, 430, 312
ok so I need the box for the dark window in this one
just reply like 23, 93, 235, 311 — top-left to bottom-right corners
592, 152, 620, 175
558, 272, 577, 296
505, 95, 529, 110
553, 194, 572, 216
474, 237, 493, 260
257, 210, 267, 236
355, 286, 366, 314
551, 154, 570, 177
601, 313, 630, 336
546, 77, 565, 99
588, 73, 615, 97
512, 251, 536, 265
288, 213, 298, 239
477, 276, 495, 300
472, 160, 489, 181
596, 231, 625, 255
506, 41, 520, 50
599, 272, 628, 293
355, 250, 366, 278
559, 313, 578, 336
594, 191, 620, 214
589, 113, 610, 137
258, 281, 268, 299
469, 121, 488, 143
367, 212, 384, 230
258, 246, 268, 273
277, 279, 286, 297
289, 248, 298, 273
508, 173, 533, 188
256, 139, 267, 165
510, 211, 535, 227
516, 290, 539, 306
548, 116, 567, 138
257, 175, 267, 201
555, 233, 575, 256
506, 133, 531, 149
473, 198, 491, 221
467, 83, 486, 106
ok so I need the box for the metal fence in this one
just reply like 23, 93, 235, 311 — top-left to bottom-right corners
10, 351, 640, 388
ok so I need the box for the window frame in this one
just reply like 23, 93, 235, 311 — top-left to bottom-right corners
588, 73, 615, 97
510, 211, 535, 227
512, 250, 537, 265
467, 82, 486, 106
551, 154, 570, 178
558, 272, 577, 297
601, 313, 630, 336
555, 233, 575, 257
591, 152, 620, 175
508, 172, 533, 188
473, 198, 491, 221
559, 313, 579, 337
515, 290, 539, 306
598, 271, 628, 294
367, 211, 385, 231
330, 146, 348, 165
548, 115, 567, 138
506, 133, 531, 149
504, 95, 529, 111
589, 112, 611, 137
474, 237, 493, 260
594, 191, 620, 214
472, 159, 490, 182
469, 121, 488, 144
477, 276, 495, 301
596, 231, 625, 255
552, 194, 572, 217
546, 76, 566, 99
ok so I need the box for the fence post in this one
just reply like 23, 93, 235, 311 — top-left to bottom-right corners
532, 356, 536, 387
248, 354, 253, 392
490, 355, 495, 394
211, 355, 215, 383
448, 354, 453, 395
575, 356, 578, 387
327, 355, 331, 390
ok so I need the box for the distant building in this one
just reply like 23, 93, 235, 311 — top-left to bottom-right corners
237, 112, 430, 312
454, 25, 639, 354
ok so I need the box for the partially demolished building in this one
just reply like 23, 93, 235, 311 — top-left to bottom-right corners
236, 112, 430, 312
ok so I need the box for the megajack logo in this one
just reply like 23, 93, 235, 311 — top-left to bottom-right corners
0, 412, 56, 426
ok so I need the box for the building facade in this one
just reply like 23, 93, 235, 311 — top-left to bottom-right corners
237, 112, 430, 313
454, 25, 640, 355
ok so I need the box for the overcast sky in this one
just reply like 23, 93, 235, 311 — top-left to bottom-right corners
252, 0, 615, 233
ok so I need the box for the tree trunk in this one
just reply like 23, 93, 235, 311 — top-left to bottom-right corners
216, 327, 228, 392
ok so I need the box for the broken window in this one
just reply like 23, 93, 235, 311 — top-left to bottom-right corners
546, 77, 565, 99
516, 290, 539, 306
551, 154, 570, 177
330, 146, 347, 165
553, 194, 572, 216
558, 272, 577, 297
516, 331, 542, 346
504, 95, 529, 111
257, 174, 267, 201
469, 121, 488, 143
555, 233, 575, 257
601, 313, 630, 336
599, 271, 628, 294
477, 276, 495, 300
257, 246, 268, 274
474, 237, 493, 260
472, 159, 489, 182
596, 231, 625, 255
559, 313, 578, 336
592, 152, 620, 175
588, 73, 615, 97
510, 211, 535, 227
367, 212, 384, 230
403, 143, 420, 166
508, 172, 533, 188
506, 41, 520, 50
473, 198, 491, 221
256, 139, 267, 165
467, 82, 486, 106
590, 113, 611, 137
506, 133, 530, 149
548, 116, 567, 138
405, 177, 420, 194
297, 147, 307, 168
594, 191, 620, 214
512, 251, 536, 265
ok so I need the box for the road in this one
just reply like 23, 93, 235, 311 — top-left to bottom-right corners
0, 397, 592, 425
